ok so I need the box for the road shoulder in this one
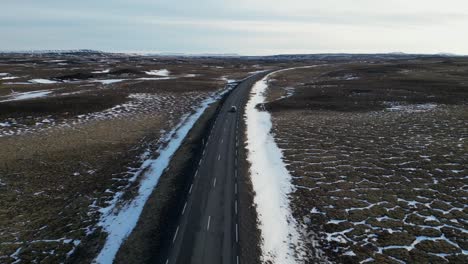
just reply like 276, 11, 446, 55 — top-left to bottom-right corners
113, 95, 228, 264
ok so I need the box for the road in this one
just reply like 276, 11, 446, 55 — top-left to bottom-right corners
164, 72, 269, 264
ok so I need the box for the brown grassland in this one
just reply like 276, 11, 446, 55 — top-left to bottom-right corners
0, 53, 272, 263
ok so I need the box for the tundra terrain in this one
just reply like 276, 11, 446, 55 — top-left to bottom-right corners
0, 52, 274, 263
264, 58, 468, 263
1, 52, 466, 264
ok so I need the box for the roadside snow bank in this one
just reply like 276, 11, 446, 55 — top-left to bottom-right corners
245, 68, 313, 263
94, 86, 233, 264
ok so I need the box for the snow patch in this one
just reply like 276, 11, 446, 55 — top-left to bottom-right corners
1, 76, 19, 80
343, 74, 359, 80
279, 87, 295, 100
184, 74, 199, 78
29, 79, 60, 84
92, 69, 111, 74
92, 79, 127, 84
328, 219, 347, 224
0, 90, 52, 102
144, 69, 170, 76
343, 250, 356, 256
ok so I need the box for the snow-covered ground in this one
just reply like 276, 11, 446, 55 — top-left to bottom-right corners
92, 69, 111, 74
0, 73, 19, 80
94, 87, 233, 264
245, 68, 315, 264
249, 70, 268, 75
1, 76, 19, 80
29, 79, 60, 84
220, 76, 237, 84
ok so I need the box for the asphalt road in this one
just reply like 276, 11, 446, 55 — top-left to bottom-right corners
164, 72, 269, 264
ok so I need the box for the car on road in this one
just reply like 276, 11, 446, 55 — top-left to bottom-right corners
229, 106, 237, 112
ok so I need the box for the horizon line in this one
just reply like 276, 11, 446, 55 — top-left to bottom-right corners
0, 49, 465, 57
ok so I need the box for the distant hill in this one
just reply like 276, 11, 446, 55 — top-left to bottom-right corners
0, 50, 464, 60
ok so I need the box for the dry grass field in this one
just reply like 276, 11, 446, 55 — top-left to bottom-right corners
265, 59, 468, 263
0, 52, 272, 263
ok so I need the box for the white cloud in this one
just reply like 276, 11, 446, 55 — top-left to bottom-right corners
1, 0, 468, 54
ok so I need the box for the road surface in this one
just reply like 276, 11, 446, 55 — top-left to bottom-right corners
164, 72, 269, 264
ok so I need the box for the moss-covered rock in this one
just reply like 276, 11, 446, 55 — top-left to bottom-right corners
415, 239, 461, 254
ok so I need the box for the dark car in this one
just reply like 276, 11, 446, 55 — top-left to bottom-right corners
229, 106, 237, 112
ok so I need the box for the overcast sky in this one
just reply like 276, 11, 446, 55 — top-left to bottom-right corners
2, 0, 468, 55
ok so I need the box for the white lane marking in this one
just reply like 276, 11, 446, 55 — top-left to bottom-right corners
236, 141, 238, 147
166, 259, 169, 264
207, 216, 211, 230
221, 139, 224, 144
172, 226, 180, 243
235, 200, 238, 215
199, 159, 202, 166
203, 148, 206, 155
182, 202, 187, 215
237, 256, 239, 264
235, 223, 239, 242
218, 154, 221, 161
189, 184, 193, 194
235, 183, 238, 194
195, 169, 198, 177
213, 177, 217, 187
